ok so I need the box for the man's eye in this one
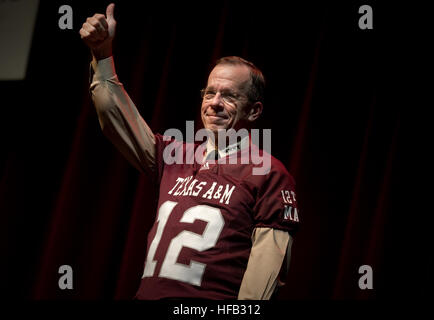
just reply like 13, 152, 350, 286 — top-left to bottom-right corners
223, 93, 237, 100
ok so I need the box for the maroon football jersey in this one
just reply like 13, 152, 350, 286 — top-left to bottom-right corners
135, 134, 300, 299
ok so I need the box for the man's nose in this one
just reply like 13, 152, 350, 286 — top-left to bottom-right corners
210, 92, 224, 106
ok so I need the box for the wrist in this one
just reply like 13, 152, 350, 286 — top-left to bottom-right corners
91, 45, 112, 61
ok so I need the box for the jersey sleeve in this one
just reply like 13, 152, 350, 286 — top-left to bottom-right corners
252, 162, 300, 235
153, 133, 185, 185
90, 56, 157, 176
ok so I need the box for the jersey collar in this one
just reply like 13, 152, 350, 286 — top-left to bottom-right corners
205, 133, 250, 159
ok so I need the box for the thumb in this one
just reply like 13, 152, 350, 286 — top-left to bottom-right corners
106, 3, 115, 21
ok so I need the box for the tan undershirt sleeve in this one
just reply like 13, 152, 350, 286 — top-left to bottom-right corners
90, 56, 156, 175
238, 227, 293, 300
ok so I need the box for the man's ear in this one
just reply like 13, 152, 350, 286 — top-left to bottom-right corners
247, 101, 263, 122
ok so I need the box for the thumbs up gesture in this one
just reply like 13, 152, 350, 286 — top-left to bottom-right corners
80, 3, 117, 60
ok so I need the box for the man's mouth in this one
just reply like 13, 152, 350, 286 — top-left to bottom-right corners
206, 113, 228, 120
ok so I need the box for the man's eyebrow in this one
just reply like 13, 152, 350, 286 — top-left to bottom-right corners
205, 86, 237, 93
204, 86, 241, 96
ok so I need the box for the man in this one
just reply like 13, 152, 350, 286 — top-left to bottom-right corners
80, 3, 300, 299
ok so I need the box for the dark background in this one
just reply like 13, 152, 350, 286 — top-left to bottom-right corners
0, 0, 429, 300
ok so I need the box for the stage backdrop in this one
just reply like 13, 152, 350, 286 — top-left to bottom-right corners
0, 0, 428, 300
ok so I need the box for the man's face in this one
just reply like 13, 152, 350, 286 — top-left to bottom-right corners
201, 64, 253, 133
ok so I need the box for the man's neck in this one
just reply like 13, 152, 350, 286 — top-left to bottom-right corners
206, 132, 250, 158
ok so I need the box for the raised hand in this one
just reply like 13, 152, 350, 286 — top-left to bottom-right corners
79, 3, 117, 60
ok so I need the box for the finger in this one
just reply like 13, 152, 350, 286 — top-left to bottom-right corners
80, 30, 101, 48
106, 3, 115, 21
95, 14, 109, 30
88, 17, 108, 38
88, 16, 106, 32
80, 28, 97, 43
82, 22, 95, 34
82, 23, 105, 41
79, 28, 89, 39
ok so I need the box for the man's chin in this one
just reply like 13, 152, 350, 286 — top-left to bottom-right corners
205, 124, 227, 133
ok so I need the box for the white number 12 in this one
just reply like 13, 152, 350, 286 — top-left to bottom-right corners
142, 200, 224, 286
